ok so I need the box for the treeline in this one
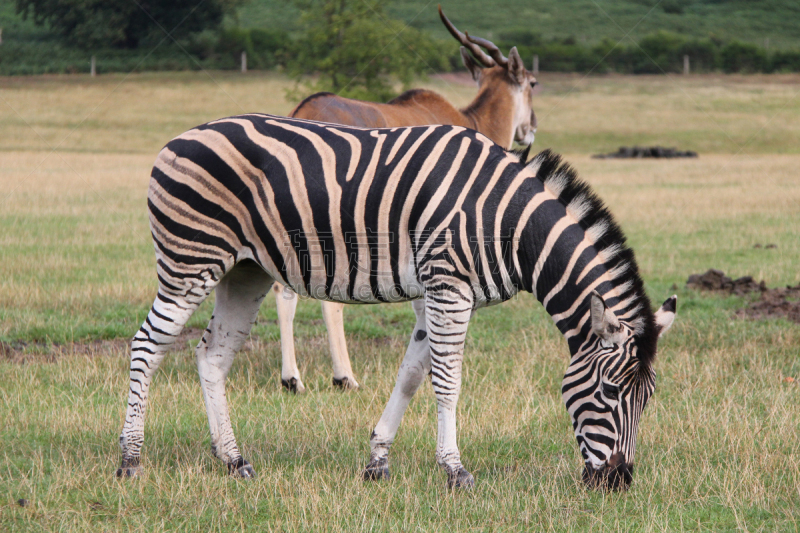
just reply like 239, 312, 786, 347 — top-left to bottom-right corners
4, 27, 800, 78
3, 0, 800, 79
497, 30, 800, 74
0, 27, 291, 76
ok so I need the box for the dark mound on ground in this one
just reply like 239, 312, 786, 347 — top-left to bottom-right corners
686, 269, 766, 296
686, 269, 800, 324
593, 146, 698, 159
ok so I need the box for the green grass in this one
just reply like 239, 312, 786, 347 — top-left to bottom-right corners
1, 72, 799, 530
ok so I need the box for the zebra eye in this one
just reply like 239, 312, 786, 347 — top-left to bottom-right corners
602, 382, 620, 400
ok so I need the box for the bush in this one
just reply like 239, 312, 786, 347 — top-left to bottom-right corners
679, 39, 718, 73
769, 49, 800, 73
14, 0, 240, 50
216, 27, 253, 69
637, 31, 687, 73
720, 41, 768, 73
250, 29, 290, 69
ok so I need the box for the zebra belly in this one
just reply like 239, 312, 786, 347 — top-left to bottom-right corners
258, 249, 424, 305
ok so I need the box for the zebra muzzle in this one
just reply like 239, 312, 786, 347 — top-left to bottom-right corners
582, 452, 633, 491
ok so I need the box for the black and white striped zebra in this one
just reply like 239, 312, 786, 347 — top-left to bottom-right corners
117, 114, 676, 490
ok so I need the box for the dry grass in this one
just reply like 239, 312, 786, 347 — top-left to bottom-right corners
1, 71, 799, 531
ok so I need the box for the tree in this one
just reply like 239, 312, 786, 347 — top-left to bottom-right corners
287, 0, 446, 102
15, 0, 243, 49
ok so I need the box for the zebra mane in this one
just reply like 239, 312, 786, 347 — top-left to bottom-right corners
526, 149, 659, 369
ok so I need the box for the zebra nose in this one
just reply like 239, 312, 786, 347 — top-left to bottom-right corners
607, 451, 625, 468
582, 453, 633, 491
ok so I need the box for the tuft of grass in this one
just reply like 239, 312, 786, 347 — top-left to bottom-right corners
1, 72, 799, 530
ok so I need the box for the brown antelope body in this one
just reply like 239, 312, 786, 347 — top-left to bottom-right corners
276, 6, 539, 392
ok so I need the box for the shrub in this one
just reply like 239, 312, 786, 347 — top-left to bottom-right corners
770, 49, 800, 73
721, 41, 767, 73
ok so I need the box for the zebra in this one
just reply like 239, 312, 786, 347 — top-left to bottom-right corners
117, 113, 677, 490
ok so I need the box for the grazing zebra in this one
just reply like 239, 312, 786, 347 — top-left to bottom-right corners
117, 114, 677, 490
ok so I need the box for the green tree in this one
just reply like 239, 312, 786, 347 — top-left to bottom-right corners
287, 0, 447, 102
15, 0, 243, 49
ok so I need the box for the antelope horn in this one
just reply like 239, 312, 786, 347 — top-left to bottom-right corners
465, 33, 508, 68
438, 4, 496, 68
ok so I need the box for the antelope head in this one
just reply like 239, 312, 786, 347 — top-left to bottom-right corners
439, 5, 538, 148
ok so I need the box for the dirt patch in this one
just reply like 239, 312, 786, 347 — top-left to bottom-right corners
735, 285, 800, 324
686, 269, 766, 296
686, 269, 800, 324
593, 146, 698, 159
0, 327, 208, 364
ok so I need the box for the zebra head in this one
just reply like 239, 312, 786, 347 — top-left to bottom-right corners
562, 291, 677, 491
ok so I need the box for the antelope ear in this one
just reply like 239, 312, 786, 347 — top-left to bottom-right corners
460, 47, 483, 82
654, 295, 677, 337
590, 291, 625, 345
507, 46, 527, 85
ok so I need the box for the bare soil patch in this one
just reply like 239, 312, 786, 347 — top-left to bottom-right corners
686, 269, 766, 296
686, 269, 800, 324
736, 285, 800, 324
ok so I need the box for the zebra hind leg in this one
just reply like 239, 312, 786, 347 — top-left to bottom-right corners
118, 275, 218, 478
196, 260, 274, 478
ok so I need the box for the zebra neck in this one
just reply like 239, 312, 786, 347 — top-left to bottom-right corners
516, 221, 626, 355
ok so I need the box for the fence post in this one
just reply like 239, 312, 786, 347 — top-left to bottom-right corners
91, 55, 96, 77
0, 28, 3, 46
533, 55, 539, 75
683, 54, 690, 75
241, 51, 247, 73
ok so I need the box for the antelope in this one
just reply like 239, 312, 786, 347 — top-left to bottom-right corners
275, 5, 539, 393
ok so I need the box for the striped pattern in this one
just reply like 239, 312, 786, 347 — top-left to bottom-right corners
118, 114, 670, 488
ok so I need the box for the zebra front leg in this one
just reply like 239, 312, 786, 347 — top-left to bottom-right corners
274, 282, 305, 393
426, 282, 474, 489
322, 301, 359, 390
364, 299, 429, 481
118, 287, 213, 478
197, 261, 274, 478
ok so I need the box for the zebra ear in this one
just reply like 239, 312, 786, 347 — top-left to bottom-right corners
655, 295, 677, 337
590, 291, 624, 345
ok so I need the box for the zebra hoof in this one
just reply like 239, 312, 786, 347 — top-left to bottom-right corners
281, 377, 306, 394
362, 457, 390, 481
447, 467, 474, 489
228, 458, 256, 479
332, 376, 359, 390
116, 457, 141, 478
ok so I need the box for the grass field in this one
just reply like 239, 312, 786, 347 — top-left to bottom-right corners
1, 71, 799, 531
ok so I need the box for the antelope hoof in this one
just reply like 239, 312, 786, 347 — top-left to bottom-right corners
116, 457, 141, 478
281, 377, 306, 394
228, 458, 256, 479
447, 467, 475, 489
332, 376, 359, 390
362, 457, 390, 481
